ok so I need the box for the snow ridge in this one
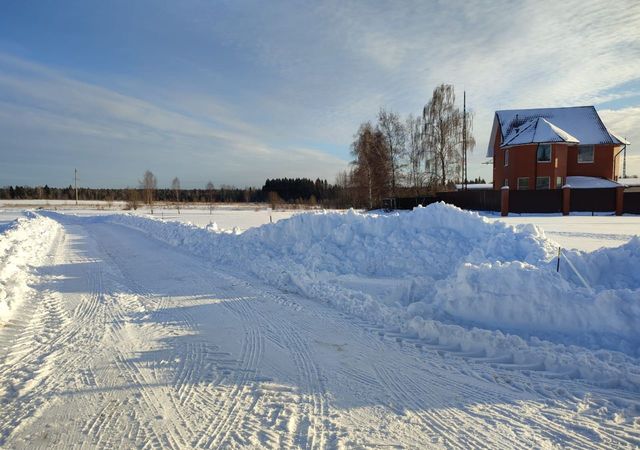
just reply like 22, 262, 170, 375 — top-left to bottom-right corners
86, 204, 640, 390
0, 213, 62, 323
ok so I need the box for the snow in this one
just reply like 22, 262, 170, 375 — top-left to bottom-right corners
620, 177, 640, 187
487, 106, 628, 156
489, 214, 640, 251
502, 116, 579, 147
565, 176, 622, 189
454, 183, 493, 190
85, 204, 640, 383
0, 213, 61, 323
1, 203, 640, 447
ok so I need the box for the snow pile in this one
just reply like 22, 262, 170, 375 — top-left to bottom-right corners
0, 213, 61, 323
102, 204, 640, 388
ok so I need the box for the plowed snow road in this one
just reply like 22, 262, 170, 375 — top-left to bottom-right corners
1, 215, 639, 449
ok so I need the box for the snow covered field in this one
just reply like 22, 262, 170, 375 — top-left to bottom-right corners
0, 202, 639, 448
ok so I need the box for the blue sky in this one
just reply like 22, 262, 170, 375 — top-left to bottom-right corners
1, 0, 639, 188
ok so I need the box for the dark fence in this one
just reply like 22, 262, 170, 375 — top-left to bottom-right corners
509, 189, 562, 214
393, 190, 500, 212
394, 187, 634, 214
571, 188, 617, 212
624, 191, 640, 214
436, 190, 501, 212
395, 196, 439, 210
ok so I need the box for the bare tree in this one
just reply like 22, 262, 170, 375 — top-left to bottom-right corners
422, 84, 474, 188
205, 181, 215, 214
140, 170, 157, 214
172, 177, 181, 214
125, 187, 139, 210
406, 114, 426, 195
377, 108, 406, 196
334, 169, 352, 208
351, 122, 391, 209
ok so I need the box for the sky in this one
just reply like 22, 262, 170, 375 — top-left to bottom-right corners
1, 0, 639, 189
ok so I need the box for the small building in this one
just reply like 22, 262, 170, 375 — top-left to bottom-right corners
487, 106, 629, 190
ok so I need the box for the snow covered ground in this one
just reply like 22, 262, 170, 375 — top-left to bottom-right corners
0, 202, 639, 448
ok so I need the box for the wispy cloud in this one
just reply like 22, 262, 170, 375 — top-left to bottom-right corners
1, 0, 639, 185
0, 52, 348, 187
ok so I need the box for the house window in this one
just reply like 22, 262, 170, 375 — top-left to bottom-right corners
517, 177, 529, 190
578, 145, 594, 163
503, 179, 509, 187
504, 148, 509, 166
556, 176, 563, 188
536, 176, 550, 190
537, 144, 551, 162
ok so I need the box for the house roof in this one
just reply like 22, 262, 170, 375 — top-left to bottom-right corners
487, 106, 629, 157
502, 117, 579, 147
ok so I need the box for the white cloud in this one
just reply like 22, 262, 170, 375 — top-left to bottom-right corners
0, 53, 348, 187
599, 107, 640, 176
1, 0, 639, 185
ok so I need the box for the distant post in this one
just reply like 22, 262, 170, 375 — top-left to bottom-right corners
75, 168, 78, 205
562, 184, 571, 216
500, 185, 509, 217
616, 186, 624, 216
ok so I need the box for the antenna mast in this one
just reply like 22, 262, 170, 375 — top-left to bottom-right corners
463, 91, 467, 190
623, 140, 627, 178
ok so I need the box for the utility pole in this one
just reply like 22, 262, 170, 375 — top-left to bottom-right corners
623, 141, 627, 178
74, 168, 78, 205
462, 91, 467, 190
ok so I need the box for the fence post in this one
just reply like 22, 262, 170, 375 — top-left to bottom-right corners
562, 184, 571, 216
616, 186, 624, 216
501, 186, 509, 217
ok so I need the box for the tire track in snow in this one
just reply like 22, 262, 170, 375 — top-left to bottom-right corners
195, 297, 265, 449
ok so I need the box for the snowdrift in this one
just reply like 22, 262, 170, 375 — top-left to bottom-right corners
0, 213, 61, 323
101, 204, 640, 388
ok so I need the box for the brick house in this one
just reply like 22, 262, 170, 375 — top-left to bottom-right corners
488, 106, 629, 190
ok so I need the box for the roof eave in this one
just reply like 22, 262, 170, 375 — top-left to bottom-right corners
500, 140, 579, 149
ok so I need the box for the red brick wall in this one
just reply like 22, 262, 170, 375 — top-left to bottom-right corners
566, 145, 620, 179
494, 142, 569, 190
493, 141, 621, 189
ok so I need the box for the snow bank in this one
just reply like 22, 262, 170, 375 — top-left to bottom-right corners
0, 213, 61, 323
100, 203, 640, 389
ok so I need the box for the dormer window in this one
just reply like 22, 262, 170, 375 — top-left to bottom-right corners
537, 144, 551, 162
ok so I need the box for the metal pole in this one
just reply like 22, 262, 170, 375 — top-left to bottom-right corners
463, 91, 467, 190
623, 142, 627, 178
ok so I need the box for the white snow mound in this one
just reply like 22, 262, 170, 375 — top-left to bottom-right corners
0, 213, 62, 323
94, 203, 640, 389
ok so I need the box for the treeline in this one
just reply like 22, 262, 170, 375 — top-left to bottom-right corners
0, 176, 343, 207
262, 178, 339, 204
0, 185, 261, 203
338, 83, 479, 209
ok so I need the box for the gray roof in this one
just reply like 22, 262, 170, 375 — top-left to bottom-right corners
487, 106, 629, 157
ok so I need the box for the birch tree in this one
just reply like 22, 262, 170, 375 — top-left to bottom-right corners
377, 108, 406, 196
140, 170, 157, 214
206, 181, 215, 214
406, 114, 425, 195
172, 177, 181, 214
422, 84, 474, 188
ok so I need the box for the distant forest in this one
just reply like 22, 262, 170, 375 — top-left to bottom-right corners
0, 177, 346, 207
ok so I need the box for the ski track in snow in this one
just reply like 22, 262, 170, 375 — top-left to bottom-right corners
0, 213, 639, 448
